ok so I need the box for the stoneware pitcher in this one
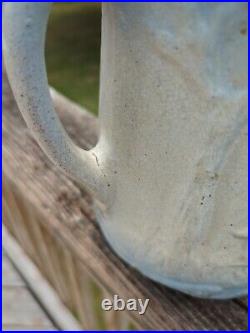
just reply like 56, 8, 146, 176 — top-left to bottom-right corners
3, 3, 248, 298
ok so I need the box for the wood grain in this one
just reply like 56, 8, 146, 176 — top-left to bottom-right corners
3, 226, 83, 331
3, 68, 248, 330
2, 253, 24, 287
2, 254, 56, 331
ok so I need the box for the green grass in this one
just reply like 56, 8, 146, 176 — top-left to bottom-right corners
45, 3, 101, 115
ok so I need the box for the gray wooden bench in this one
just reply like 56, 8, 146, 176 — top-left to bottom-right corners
3, 68, 248, 331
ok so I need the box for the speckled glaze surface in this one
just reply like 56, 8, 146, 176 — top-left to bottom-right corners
3, 3, 248, 298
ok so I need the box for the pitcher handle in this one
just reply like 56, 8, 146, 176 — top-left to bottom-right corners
3, 3, 106, 201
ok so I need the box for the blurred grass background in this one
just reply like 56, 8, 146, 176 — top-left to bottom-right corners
45, 3, 101, 115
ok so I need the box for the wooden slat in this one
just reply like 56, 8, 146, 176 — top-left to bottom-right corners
3, 68, 247, 330
2, 326, 57, 331
2, 255, 56, 330
2, 253, 24, 287
3, 287, 54, 328
3, 226, 83, 331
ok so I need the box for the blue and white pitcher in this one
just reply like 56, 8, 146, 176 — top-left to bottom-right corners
3, 3, 247, 298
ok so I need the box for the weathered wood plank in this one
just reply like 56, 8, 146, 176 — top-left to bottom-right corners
3, 68, 248, 330
3, 226, 83, 331
3, 287, 54, 328
236, 297, 248, 309
2, 253, 24, 287
3, 325, 57, 331
2, 252, 56, 330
